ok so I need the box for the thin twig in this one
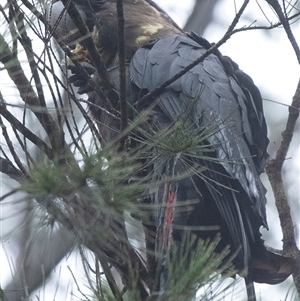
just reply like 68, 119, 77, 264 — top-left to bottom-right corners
266, 78, 300, 296
100, 258, 125, 301
137, 0, 251, 106
137, 3, 300, 108
0, 33, 61, 152
0, 187, 21, 202
0, 156, 23, 182
59, 0, 120, 107
116, 0, 128, 135
11, 3, 65, 154
0, 116, 28, 176
0, 105, 54, 159
265, 0, 300, 63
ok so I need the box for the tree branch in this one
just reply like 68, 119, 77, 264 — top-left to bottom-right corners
265, 0, 300, 64
0, 105, 54, 159
266, 78, 300, 296
136, 0, 251, 106
59, 0, 120, 108
116, 0, 128, 135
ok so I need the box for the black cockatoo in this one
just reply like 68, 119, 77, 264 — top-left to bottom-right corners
48, 0, 293, 299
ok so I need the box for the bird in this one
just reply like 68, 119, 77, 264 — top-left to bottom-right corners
48, 1, 294, 300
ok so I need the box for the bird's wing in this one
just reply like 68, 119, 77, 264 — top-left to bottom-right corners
130, 33, 269, 266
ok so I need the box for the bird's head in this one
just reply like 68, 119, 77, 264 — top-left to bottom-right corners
47, 0, 105, 46
48, 0, 181, 64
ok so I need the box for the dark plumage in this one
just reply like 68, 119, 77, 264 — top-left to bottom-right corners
49, 0, 293, 299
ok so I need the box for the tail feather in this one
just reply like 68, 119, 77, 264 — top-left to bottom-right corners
252, 248, 294, 284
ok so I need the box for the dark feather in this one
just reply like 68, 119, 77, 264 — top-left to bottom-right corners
50, 0, 294, 294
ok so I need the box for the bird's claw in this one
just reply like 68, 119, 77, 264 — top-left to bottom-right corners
67, 62, 96, 94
